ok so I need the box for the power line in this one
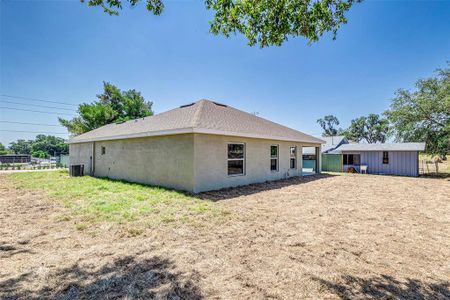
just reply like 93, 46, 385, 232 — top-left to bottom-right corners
0, 130, 67, 135
1, 94, 79, 107
0, 107, 74, 116
0, 121, 64, 127
0, 100, 76, 112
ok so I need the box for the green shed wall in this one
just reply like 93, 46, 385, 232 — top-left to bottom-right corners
321, 153, 342, 172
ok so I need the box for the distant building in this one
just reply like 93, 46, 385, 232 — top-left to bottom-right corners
0, 154, 31, 164
319, 137, 425, 177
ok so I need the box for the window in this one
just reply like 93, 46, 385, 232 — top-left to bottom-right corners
290, 146, 297, 169
270, 145, 278, 171
343, 154, 354, 165
343, 154, 361, 165
382, 151, 389, 164
228, 143, 245, 175
101, 146, 106, 155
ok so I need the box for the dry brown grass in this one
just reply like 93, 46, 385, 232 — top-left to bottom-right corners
1, 173, 449, 299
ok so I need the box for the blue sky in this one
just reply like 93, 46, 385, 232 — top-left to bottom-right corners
1, 0, 449, 145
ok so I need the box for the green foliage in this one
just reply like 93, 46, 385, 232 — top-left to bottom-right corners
0, 142, 8, 155
8, 139, 33, 155
9, 135, 68, 156
207, 0, 359, 47
81, 0, 359, 47
385, 66, 450, 157
82, 0, 164, 16
342, 114, 389, 143
31, 135, 68, 156
59, 82, 153, 135
317, 115, 341, 137
32, 150, 49, 159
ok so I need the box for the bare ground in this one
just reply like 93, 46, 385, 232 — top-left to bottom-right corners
1, 173, 449, 299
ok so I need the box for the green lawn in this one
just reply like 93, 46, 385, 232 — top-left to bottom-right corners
7, 170, 225, 229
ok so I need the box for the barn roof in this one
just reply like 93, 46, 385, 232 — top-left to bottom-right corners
329, 143, 426, 153
68, 99, 324, 144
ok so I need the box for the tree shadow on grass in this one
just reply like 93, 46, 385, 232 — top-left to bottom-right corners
0, 255, 203, 299
199, 173, 335, 201
312, 274, 450, 300
0, 242, 33, 259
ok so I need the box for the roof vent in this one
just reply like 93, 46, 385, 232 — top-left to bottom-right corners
212, 101, 227, 107
180, 103, 195, 108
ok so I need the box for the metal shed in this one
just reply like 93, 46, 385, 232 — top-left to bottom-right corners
326, 143, 425, 177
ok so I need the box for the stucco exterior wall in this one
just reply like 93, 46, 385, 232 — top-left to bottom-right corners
70, 133, 321, 193
192, 134, 320, 193
92, 134, 195, 192
69, 142, 94, 175
343, 151, 419, 177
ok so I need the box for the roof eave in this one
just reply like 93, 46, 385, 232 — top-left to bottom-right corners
68, 127, 324, 145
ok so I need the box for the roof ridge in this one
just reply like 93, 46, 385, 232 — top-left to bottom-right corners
192, 100, 207, 128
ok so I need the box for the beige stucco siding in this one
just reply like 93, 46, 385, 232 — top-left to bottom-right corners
70, 133, 321, 193
192, 134, 320, 193
69, 142, 94, 175
91, 134, 195, 192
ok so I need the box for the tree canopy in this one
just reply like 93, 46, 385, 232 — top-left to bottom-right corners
8, 135, 69, 157
59, 82, 153, 135
385, 66, 450, 157
9, 139, 33, 155
317, 115, 341, 137
82, 0, 359, 47
0, 143, 8, 155
342, 114, 389, 143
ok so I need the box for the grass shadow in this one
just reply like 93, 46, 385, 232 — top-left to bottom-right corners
0, 255, 202, 299
198, 173, 335, 201
313, 274, 450, 299
0, 242, 33, 259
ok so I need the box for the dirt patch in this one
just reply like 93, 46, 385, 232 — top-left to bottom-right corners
1, 173, 449, 299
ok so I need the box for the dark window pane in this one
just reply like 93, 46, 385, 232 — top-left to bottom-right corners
228, 160, 244, 175
270, 158, 278, 171
270, 145, 278, 157
228, 144, 244, 159
343, 154, 347, 165
290, 158, 296, 169
348, 154, 354, 165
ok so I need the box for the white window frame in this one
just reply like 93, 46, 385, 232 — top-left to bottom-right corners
270, 144, 279, 172
227, 142, 245, 176
290, 146, 297, 169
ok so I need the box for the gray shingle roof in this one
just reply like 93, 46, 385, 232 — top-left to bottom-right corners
329, 143, 425, 153
68, 99, 324, 144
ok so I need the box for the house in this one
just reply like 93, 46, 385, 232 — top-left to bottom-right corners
325, 142, 425, 177
301, 135, 348, 173
68, 100, 324, 193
